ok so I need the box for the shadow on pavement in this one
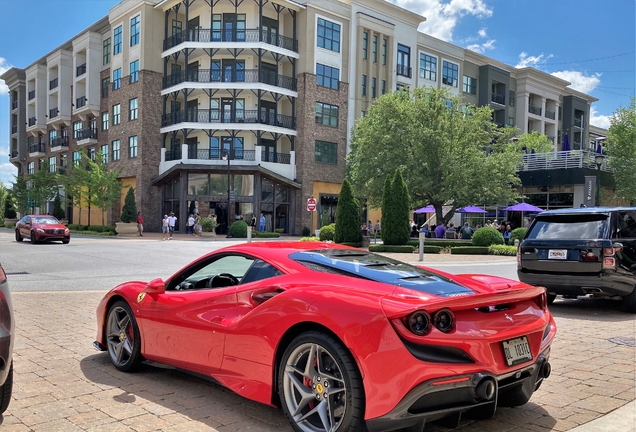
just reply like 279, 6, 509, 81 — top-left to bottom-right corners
549, 296, 635, 322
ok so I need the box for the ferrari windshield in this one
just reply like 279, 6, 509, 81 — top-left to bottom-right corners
32, 216, 60, 225
290, 249, 475, 297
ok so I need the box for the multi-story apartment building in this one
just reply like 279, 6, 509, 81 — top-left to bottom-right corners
3, 0, 613, 234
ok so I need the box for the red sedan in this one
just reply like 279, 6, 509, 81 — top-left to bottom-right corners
15, 215, 70, 244
94, 242, 556, 431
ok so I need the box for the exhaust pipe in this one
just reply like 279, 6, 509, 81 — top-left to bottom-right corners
475, 378, 496, 401
541, 361, 551, 379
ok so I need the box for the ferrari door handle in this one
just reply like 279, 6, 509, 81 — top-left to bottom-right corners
252, 288, 284, 305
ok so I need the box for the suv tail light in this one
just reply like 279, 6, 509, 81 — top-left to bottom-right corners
603, 247, 615, 256
603, 257, 616, 269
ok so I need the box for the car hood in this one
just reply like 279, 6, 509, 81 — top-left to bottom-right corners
32, 223, 67, 230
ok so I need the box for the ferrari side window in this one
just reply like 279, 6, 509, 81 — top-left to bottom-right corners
241, 260, 283, 284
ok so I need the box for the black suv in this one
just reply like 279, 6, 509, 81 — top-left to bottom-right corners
517, 207, 636, 313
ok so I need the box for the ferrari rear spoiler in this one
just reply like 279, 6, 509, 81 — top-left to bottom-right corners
381, 285, 546, 318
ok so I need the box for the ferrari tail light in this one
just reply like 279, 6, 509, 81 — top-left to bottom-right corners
603, 257, 616, 269
535, 292, 547, 311
405, 311, 431, 336
433, 309, 455, 333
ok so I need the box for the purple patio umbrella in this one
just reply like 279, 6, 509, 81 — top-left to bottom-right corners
457, 206, 487, 213
562, 133, 570, 152
504, 202, 544, 227
414, 205, 436, 214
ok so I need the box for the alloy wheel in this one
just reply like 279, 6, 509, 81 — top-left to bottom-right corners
106, 305, 136, 368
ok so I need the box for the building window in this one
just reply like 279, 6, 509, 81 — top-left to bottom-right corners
102, 111, 109, 131
28, 162, 35, 175
88, 147, 96, 161
508, 117, 515, 126
381, 79, 386, 94
315, 102, 338, 127
101, 144, 109, 164
397, 44, 411, 77
113, 104, 121, 125
361, 111, 365, 117
442, 60, 459, 87
509, 90, 515, 107
315, 140, 337, 164
129, 98, 138, 120
103, 38, 111, 65
419, 53, 437, 81
362, 32, 368, 59
49, 157, 56, 173
317, 18, 340, 53
114, 25, 122, 55
101, 77, 110, 98
112, 140, 121, 161
49, 129, 56, 143
130, 16, 140, 46
129, 136, 138, 158
113, 68, 121, 90
129, 60, 139, 83
316, 64, 339, 90
382, 38, 387, 65
558, 106, 562, 120
371, 77, 376, 98
73, 121, 82, 139
73, 151, 81, 166
372, 35, 377, 62
462, 76, 477, 95
172, 20, 182, 36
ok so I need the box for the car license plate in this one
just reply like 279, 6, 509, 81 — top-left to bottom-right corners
502, 336, 532, 366
548, 249, 568, 260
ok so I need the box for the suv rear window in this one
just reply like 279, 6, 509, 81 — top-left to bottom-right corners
617, 210, 636, 238
527, 214, 608, 240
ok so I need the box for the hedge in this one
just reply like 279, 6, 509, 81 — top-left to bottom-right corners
420, 245, 443, 254
472, 227, 505, 247
68, 224, 116, 233
407, 239, 472, 248
450, 246, 490, 255
369, 245, 415, 253
300, 237, 320, 242
340, 242, 362, 248
252, 231, 280, 238
489, 245, 518, 256
510, 228, 527, 245
319, 224, 336, 241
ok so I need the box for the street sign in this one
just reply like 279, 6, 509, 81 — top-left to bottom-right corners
307, 197, 317, 212
230, 191, 237, 201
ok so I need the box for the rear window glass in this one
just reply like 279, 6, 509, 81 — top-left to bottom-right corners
617, 210, 636, 238
527, 214, 608, 240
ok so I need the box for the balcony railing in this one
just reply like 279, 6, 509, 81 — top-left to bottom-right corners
162, 109, 296, 129
11, 125, 17, 134
11, 150, 18, 158
50, 136, 69, 148
163, 28, 299, 52
396, 64, 411, 78
49, 107, 59, 118
163, 68, 297, 91
192, 149, 256, 161
76, 63, 86, 77
28, 90, 35, 100
28, 117, 37, 126
548, 135, 555, 142
491, 93, 505, 105
76, 128, 98, 140
29, 143, 46, 153
75, 96, 87, 109
262, 151, 291, 164
11, 100, 18, 110
574, 118, 584, 128
545, 110, 556, 120
165, 148, 182, 161
529, 104, 542, 116
519, 150, 612, 172
49, 78, 58, 90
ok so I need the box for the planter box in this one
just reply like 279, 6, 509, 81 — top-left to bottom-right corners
3, 218, 17, 229
200, 231, 216, 238
115, 222, 138, 236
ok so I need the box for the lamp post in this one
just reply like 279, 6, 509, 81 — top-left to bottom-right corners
594, 154, 604, 207
222, 149, 232, 238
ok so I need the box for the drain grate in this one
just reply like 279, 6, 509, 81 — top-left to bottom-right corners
5, 271, 29, 275
608, 337, 636, 347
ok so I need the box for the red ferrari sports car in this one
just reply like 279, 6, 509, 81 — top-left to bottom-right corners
94, 242, 556, 432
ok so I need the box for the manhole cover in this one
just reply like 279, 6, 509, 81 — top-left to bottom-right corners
608, 337, 636, 347
5, 271, 29, 275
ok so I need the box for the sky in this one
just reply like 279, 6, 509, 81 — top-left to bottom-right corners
1, 0, 635, 187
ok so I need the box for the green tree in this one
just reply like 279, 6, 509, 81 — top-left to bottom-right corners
85, 151, 123, 230
10, 175, 29, 216
60, 154, 91, 225
607, 98, 636, 204
381, 169, 411, 245
513, 131, 554, 153
121, 186, 138, 223
380, 175, 392, 241
348, 86, 520, 225
52, 193, 65, 220
28, 160, 60, 213
334, 179, 362, 243
3, 191, 17, 220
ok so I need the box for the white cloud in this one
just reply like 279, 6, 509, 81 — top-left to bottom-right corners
478, 27, 487, 38
516, 52, 554, 68
0, 162, 18, 187
389, 0, 493, 42
467, 39, 496, 54
0, 57, 11, 95
550, 70, 602, 93
590, 107, 613, 129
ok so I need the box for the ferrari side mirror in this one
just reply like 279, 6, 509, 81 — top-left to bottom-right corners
145, 278, 166, 294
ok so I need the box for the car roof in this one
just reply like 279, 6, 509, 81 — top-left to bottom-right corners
537, 207, 635, 217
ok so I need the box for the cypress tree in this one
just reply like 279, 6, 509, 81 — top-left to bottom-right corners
380, 175, 393, 244
52, 193, 65, 220
392, 169, 411, 245
121, 186, 138, 223
335, 179, 362, 243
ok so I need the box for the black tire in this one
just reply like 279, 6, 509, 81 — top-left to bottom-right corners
0, 362, 13, 414
547, 294, 557, 305
30, 231, 37, 244
15, 230, 22, 242
622, 287, 636, 313
62, 239, 70, 244
105, 301, 144, 372
278, 331, 367, 432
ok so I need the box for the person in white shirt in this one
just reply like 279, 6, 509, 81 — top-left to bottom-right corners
161, 215, 170, 241
187, 214, 195, 235
168, 212, 177, 239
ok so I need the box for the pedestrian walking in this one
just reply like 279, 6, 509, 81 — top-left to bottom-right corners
137, 211, 144, 236
187, 214, 195, 235
259, 213, 266, 232
161, 215, 170, 240
168, 212, 177, 239
251, 214, 257, 230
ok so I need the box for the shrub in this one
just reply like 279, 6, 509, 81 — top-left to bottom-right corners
381, 170, 411, 245
419, 245, 443, 254
407, 239, 472, 248
274, 228, 284, 234
489, 245, 518, 256
88, 224, 116, 233
319, 224, 336, 241
3, 194, 16, 219
340, 242, 362, 248
302, 226, 311, 237
200, 217, 218, 232
230, 220, 248, 238
52, 194, 65, 220
368, 245, 415, 253
300, 237, 320, 242
120, 186, 138, 223
334, 179, 362, 244
472, 227, 504, 247
510, 228, 527, 245
450, 246, 490, 255
252, 231, 280, 238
